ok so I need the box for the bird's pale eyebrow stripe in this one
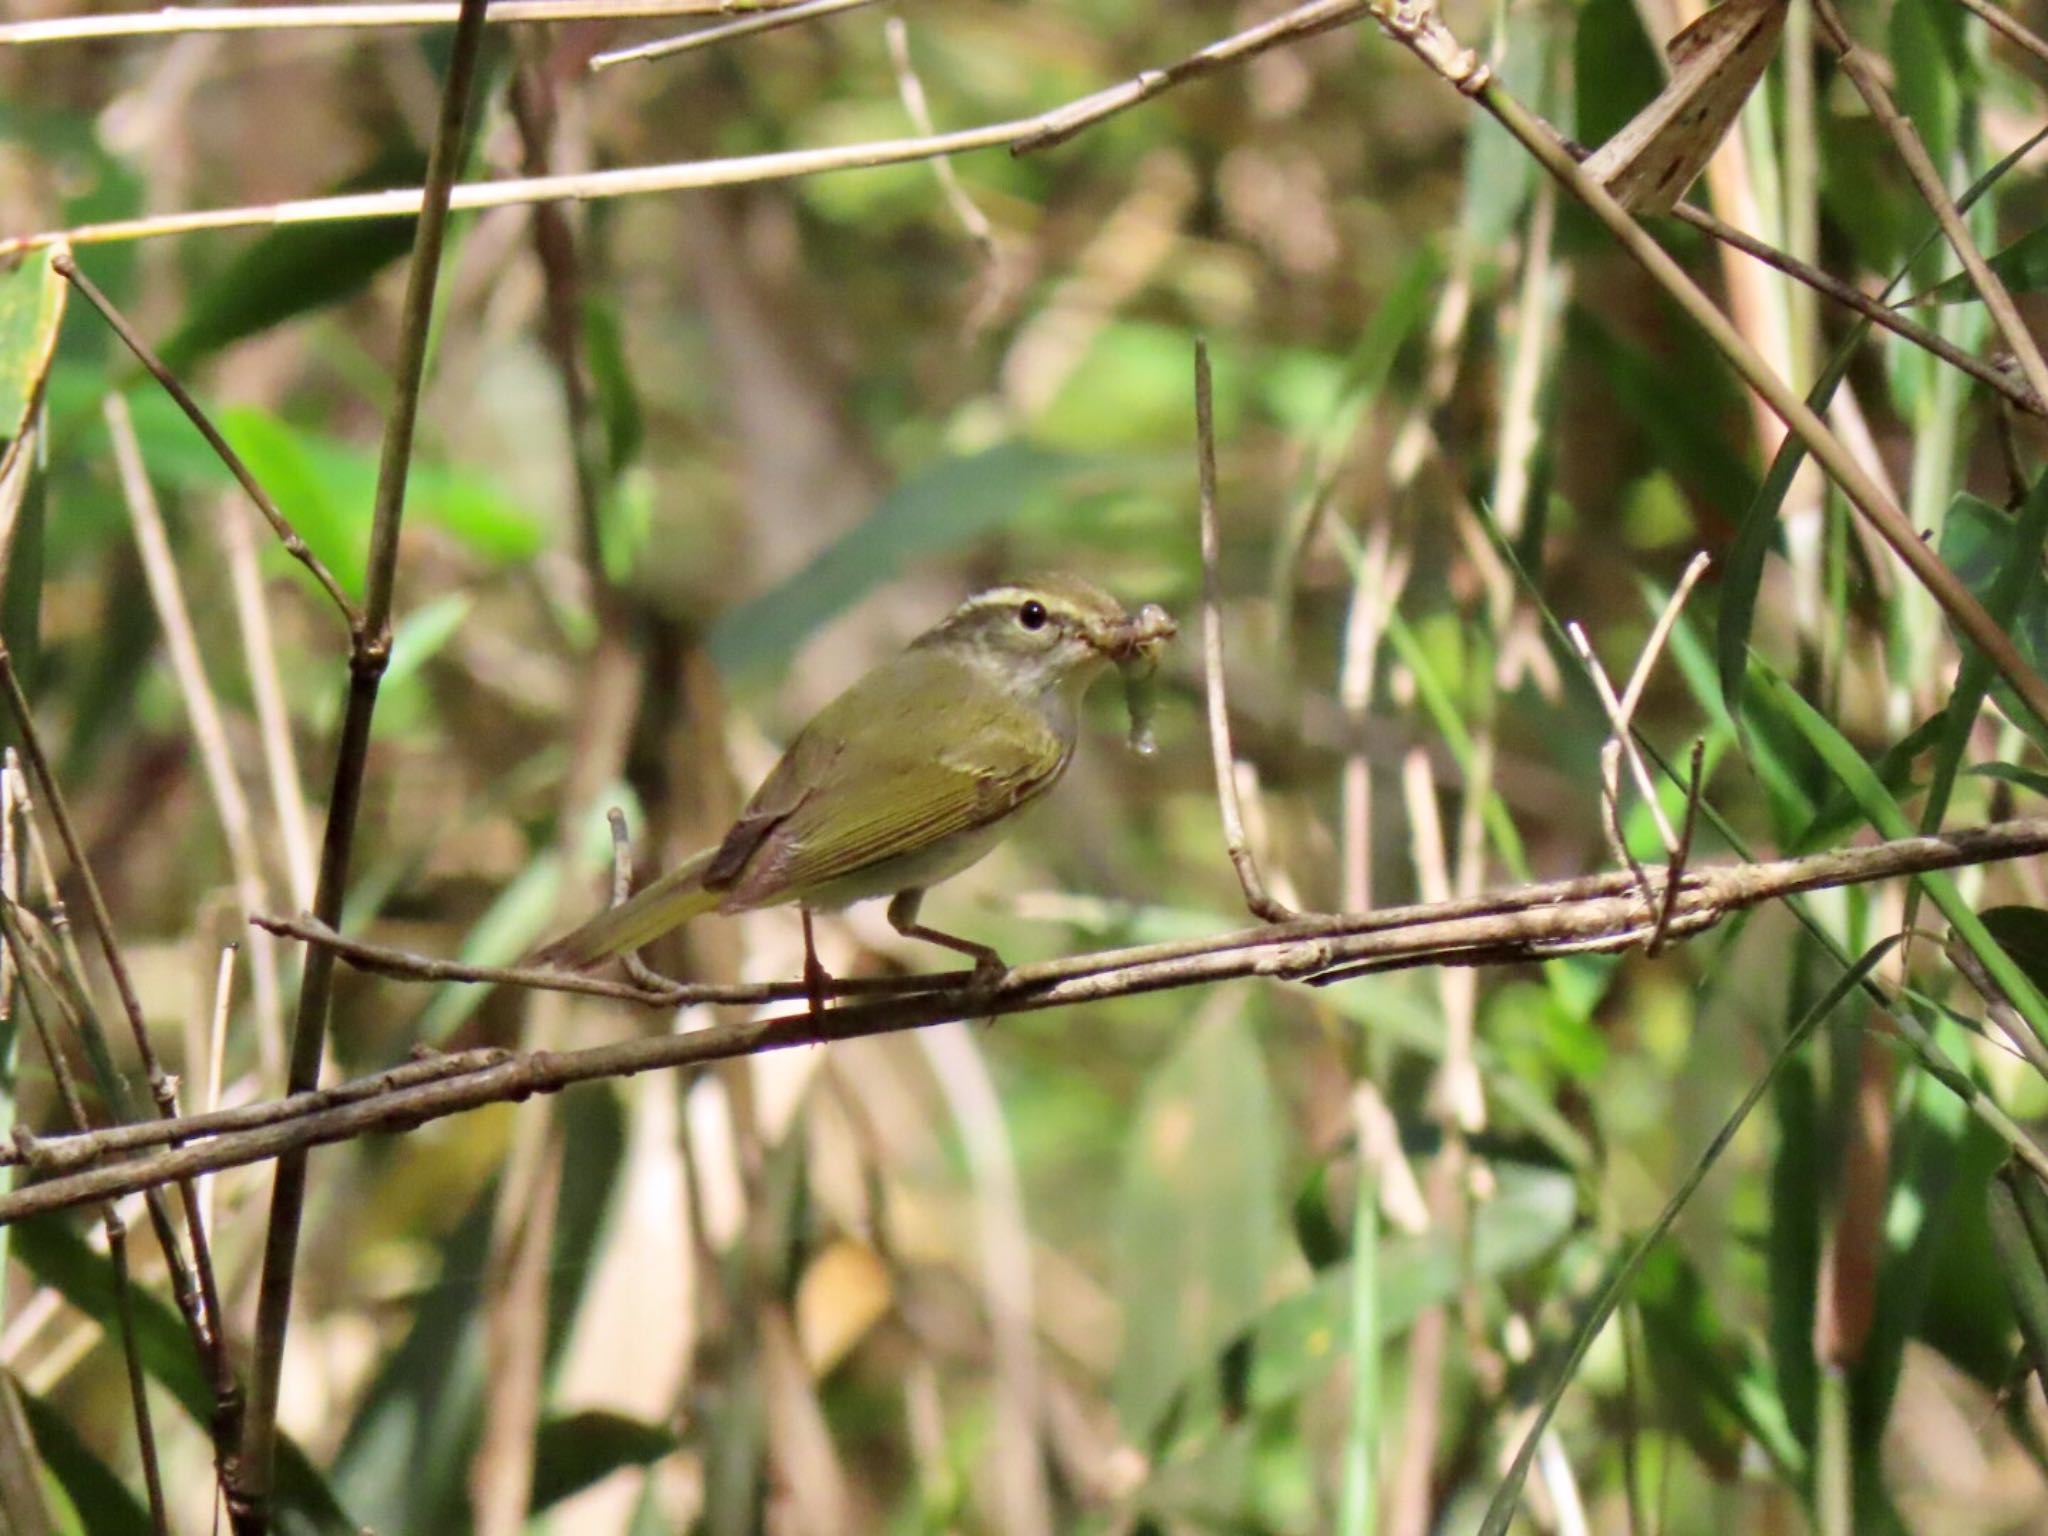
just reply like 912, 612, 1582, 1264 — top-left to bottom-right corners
954, 588, 1043, 619
950, 588, 1101, 625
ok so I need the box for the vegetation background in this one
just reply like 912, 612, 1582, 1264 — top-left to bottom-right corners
4, 0, 2048, 1531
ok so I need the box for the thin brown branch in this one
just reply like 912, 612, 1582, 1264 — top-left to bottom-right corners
0, 1, 809, 45
252, 913, 965, 1006
590, 0, 880, 68
12, 818, 2048, 1221
1647, 741, 1707, 956
5, 1044, 513, 1172
1816, 0, 2048, 417
605, 811, 672, 993
233, 3, 494, 1527
1670, 202, 2048, 418
52, 251, 362, 634
1195, 341, 1299, 923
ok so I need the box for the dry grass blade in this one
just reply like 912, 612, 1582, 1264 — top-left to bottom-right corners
1581, 0, 1789, 214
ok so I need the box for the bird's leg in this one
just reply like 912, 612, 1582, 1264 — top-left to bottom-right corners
886, 889, 1006, 989
800, 908, 830, 1018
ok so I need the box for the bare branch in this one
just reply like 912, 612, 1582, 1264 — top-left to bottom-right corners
10, 818, 2048, 1220
1195, 341, 1299, 923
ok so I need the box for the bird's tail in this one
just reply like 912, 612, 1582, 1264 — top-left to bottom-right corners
535, 849, 722, 970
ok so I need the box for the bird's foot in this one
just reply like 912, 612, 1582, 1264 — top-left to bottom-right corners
967, 952, 1007, 995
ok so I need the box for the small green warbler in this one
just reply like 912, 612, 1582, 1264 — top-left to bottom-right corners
540, 575, 1175, 993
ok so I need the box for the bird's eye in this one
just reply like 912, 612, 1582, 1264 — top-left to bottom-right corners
1018, 600, 1048, 631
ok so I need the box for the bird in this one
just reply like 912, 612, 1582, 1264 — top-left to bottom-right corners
537, 574, 1175, 1007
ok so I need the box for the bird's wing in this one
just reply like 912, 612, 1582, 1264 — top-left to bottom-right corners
711, 652, 1071, 910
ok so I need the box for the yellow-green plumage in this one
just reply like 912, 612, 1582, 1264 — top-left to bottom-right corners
539, 575, 1172, 973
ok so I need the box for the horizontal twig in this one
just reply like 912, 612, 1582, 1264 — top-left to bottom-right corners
5, 818, 2048, 1221
0, 1, 806, 46
252, 913, 962, 1006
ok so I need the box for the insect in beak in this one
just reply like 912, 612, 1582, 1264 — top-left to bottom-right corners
1094, 603, 1177, 664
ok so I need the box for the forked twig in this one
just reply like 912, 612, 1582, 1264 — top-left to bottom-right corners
1195, 341, 1299, 923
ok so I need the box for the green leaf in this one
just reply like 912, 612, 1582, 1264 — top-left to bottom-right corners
1753, 663, 2048, 1050
11, 1217, 210, 1420
1968, 762, 2048, 799
1573, 0, 1661, 153
16, 1384, 150, 1536
0, 249, 66, 452
1978, 908, 2048, 1002
707, 441, 1084, 679
1989, 1166, 2048, 1402
583, 295, 644, 479
1245, 1161, 1576, 1412
11, 1216, 356, 1532
1114, 1001, 1283, 1438
530, 1411, 677, 1511
334, 1185, 495, 1531
1909, 222, 2048, 305
1478, 938, 1896, 1536
159, 144, 424, 371
1853, 1073, 2004, 1449
3, 457, 46, 697
1718, 345, 1858, 727
1935, 488, 2048, 755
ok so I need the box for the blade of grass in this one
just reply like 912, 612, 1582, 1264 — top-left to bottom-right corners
1479, 937, 1899, 1536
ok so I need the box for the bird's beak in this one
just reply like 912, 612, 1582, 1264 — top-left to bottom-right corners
1093, 603, 1177, 665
